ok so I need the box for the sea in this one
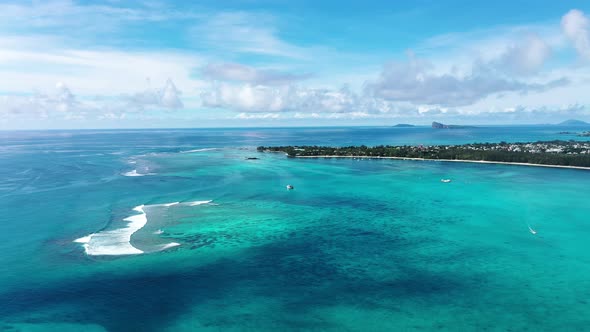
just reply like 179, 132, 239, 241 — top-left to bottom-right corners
1, 125, 590, 331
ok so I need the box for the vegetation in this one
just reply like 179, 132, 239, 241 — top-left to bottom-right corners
257, 140, 590, 167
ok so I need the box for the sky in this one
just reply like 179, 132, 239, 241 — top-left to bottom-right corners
2, 1, 590, 129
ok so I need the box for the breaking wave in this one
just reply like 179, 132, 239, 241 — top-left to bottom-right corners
74, 200, 213, 256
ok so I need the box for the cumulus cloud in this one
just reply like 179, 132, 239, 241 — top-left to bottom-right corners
201, 63, 310, 85
0, 82, 91, 120
494, 34, 551, 75
198, 38, 571, 120
365, 55, 568, 107
125, 79, 184, 110
201, 83, 288, 112
0, 79, 185, 121
201, 83, 368, 113
286, 85, 362, 113
235, 112, 280, 119
562, 9, 590, 60
52, 82, 78, 112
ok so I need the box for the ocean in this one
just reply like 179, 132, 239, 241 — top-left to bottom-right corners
1, 126, 590, 331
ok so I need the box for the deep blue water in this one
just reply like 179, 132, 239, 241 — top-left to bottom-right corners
1, 125, 590, 331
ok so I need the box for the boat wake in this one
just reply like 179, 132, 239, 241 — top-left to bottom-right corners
122, 169, 155, 177
186, 200, 212, 206
74, 200, 213, 256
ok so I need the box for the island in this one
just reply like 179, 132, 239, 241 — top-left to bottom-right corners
258, 140, 590, 169
431, 121, 476, 129
579, 132, 590, 137
393, 124, 415, 128
557, 119, 590, 126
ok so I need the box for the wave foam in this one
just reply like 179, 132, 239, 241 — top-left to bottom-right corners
73, 235, 92, 243
180, 148, 218, 153
157, 242, 181, 251
122, 170, 143, 177
74, 205, 146, 256
74, 201, 212, 256
186, 200, 212, 206
122, 169, 155, 177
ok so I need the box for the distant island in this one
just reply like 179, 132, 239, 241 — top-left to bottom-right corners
431, 121, 476, 129
557, 119, 590, 126
393, 124, 415, 128
258, 140, 590, 169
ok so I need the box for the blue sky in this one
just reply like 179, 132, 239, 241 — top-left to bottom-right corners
2, 1, 590, 129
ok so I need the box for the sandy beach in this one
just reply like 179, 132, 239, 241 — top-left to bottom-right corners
293, 155, 590, 171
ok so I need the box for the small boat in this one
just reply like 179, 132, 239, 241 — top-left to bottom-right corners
528, 225, 537, 235
154, 229, 164, 235
286, 184, 294, 190
440, 179, 451, 183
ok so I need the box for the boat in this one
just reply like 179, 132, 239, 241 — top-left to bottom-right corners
528, 225, 537, 235
440, 179, 451, 183
286, 184, 294, 190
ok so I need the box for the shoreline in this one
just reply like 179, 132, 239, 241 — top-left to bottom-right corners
292, 155, 590, 171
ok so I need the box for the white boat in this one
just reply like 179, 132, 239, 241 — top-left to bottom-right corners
286, 184, 294, 190
440, 179, 451, 183
528, 225, 537, 235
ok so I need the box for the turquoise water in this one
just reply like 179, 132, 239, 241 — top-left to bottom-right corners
1, 126, 590, 331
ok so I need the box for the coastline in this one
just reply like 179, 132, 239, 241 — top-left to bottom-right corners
292, 155, 590, 171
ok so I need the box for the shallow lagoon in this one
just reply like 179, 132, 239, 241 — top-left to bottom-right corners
1, 127, 590, 331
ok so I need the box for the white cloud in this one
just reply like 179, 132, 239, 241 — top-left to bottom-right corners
0, 0, 198, 33
201, 83, 288, 112
125, 79, 184, 110
562, 9, 590, 60
0, 39, 205, 96
1, 3, 589, 127
365, 54, 568, 107
412, 22, 567, 81
235, 112, 280, 119
201, 82, 369, 113
0, 80, 185, 121
293, 112, 321, 119
494, 34, 551, 75
0, 82, 92, 120
202, 62, 310, 85
192, 12, 307, 59
53, 82, 77, 112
